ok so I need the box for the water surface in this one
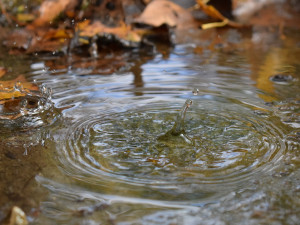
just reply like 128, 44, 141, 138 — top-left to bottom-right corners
0, 28, 299, 225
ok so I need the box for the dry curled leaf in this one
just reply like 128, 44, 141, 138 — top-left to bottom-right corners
133, 0, 195, 28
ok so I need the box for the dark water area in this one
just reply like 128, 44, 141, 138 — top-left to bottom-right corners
0, 27, 300, 224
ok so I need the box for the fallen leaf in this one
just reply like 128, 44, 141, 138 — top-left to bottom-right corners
0, 67, 7, 78
78, 20, 143, 46
32, 0, 80, 26
133, 0, 195, 28
25, 27, 72, 53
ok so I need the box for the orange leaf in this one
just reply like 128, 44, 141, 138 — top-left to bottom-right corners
43, 29, 71, 40
78, 21, 143, 44
33, 0, 79, 26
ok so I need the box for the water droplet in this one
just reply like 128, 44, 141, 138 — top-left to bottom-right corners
20, 99, 28, 108
192, 88, 199, 95
89, 36, 99, 58
23, 144, 28, 155
40, 84, 47, 95
46, 87, 53, 99
14, 81, 23, 91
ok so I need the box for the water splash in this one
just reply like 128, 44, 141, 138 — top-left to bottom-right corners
171, 99, 193, 135
0, 81, 57, 131
89, 36, 99, 58
155, 85, 203, 146
157, 99, 194, 144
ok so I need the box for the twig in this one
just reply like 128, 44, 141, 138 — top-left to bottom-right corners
0, 0, 12, 24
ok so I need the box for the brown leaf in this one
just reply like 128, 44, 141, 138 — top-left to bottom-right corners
0, 67, 7, 78
25, 28, 72, 53
78, 20, 143, 45
133, 0, 195, 28
32, 0, 79, 27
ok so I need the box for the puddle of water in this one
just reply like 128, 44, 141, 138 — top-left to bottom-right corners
0, 28, 300, 224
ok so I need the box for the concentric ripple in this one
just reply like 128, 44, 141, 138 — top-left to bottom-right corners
59, 98, 287, 201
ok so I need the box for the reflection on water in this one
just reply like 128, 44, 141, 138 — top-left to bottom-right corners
0, 28, 299, 224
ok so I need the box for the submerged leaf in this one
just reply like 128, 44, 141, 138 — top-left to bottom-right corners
0, 75, 39, 103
